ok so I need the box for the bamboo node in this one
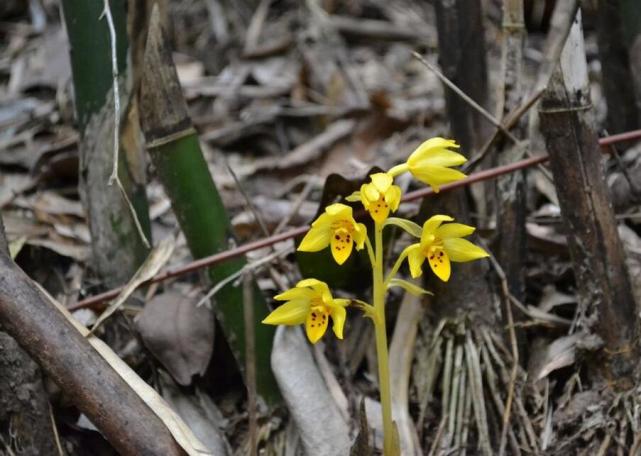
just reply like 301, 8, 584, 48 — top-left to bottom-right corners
501, 21, 525, 31
146, 127, 197, 149
538, 103, 593, 114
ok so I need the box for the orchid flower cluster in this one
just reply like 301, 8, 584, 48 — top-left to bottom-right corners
263, 137, 488, 455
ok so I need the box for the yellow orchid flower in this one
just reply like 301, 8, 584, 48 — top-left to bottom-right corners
406, 215, 488, 282
346, 172, 402, 223
263, 279, 350, 343
298, 203, 367, 265
388, 137, 467, 192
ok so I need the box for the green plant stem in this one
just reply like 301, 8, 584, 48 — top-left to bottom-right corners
384, 248, 409, 286
373, 222, 394, 455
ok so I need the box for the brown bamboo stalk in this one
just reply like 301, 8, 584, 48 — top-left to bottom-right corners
0, 251, 184, 455
496, 0, 527, 303
430, 0, 495, 324
539, 11, 638, 385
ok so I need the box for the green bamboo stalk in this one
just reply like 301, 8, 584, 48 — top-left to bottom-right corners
139, 7, 279, 404
61, 0, 151, 286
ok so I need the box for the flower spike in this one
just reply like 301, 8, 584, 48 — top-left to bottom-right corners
263, 279, 350, 343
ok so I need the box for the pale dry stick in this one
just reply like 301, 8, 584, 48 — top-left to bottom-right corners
427, 414, 448, 456
222, 155, 289, 291
102, 0, 119, 185
243, 0, 271, 54
48, 402, 65, 456
480, 344, 522, 455
453, 359, 467, 454
416, 333, 444, 434
243, 274, 258, 456
412, 51, 520, 145
446, 342, 464, 449
478, 239, 520, 456
101, 0, 150, 248
632, 433, 641, 456
484, 331, 539, 452
273, 178, 318, 235
440, 336, 455, 442
465, 333, 493, 456
459, 381, 473, 456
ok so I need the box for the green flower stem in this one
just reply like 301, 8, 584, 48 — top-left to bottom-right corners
373, 222, 394, 455
384, 247, 410, 287
387, 163, 409, 177
364, 235, 376, 266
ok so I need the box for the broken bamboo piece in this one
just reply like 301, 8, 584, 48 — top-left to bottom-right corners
539, 11, 638, 385
138, 7, 280, 404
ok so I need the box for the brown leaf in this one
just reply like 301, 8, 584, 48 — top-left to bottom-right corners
136, 290, 215, 386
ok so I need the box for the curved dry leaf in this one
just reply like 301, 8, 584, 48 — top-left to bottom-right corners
161, 376, 231, 455
136, 290, 215, 386
91, 235, 175, 334
531, 333, 581, 381
271, 326, 351, 456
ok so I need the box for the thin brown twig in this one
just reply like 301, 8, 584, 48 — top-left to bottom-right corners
70, 129, 641, 310
412, 52, 520, 145
480, 240, 520, 456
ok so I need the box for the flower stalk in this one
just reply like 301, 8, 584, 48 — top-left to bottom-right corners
372, 221, 395, 455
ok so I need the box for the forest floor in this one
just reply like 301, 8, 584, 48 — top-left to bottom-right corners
2, 0, 641, 455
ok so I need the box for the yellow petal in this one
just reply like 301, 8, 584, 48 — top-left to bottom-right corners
274, 287, 315, 301
330, 305, 347, 339
385, 185, 402, 212
332, 298, 350, 308
422, 215, 454, 238
369, 199, 390, 224
353, 223, 367, 250
428, 249, 451, 282
409, 148, 467, 168
407, 244, 425, 278
310, 211, 332, 228
443, 238, 489, 262
297, 278, 332, 304
330, 228, 354, 265
325, 203, 353, 218
363, 183, 380, 203
410, 165, 467, 190
436, 223, 475, 239
263, 300, 309, 325
298, 225, 331, 252
370, 172, 393, 192
408, 137, 461, 164
305, 306, 329, 343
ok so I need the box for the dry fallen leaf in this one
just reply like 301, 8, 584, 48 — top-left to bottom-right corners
271, 326, 351, 456
90, 235, 176, 334
136, 290, 215, 386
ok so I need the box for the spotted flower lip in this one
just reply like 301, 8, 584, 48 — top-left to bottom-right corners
262, 279, 350, 344
388, 137, 467, 192
298, 203, 367, 265
406, 214, 489, 282
346, 172, 402, 224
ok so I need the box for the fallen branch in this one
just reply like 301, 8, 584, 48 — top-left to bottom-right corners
0, 251, 186, 455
